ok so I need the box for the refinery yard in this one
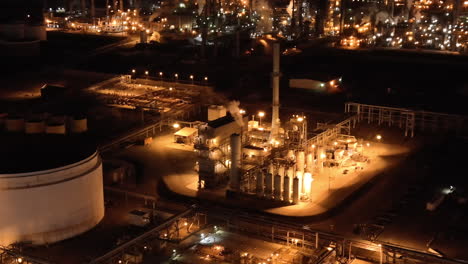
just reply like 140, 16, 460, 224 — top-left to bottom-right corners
1, 34, 468, 264
1, 0, 468, 263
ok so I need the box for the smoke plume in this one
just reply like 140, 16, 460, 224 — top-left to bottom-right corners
226, 101, 244, 127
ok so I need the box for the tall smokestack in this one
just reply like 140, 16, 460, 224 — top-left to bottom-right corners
271, 42, 280, 140
229, 133, 241, 191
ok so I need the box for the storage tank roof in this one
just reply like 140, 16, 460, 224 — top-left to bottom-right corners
0, 134, 97, 174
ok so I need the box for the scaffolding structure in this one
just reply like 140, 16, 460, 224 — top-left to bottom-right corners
307, 115, 357, 147
345, 102, 468, 138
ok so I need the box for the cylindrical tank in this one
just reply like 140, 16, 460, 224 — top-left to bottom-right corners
229, 134, 241, 190
140, 30, 147, 43
46, 123, 66, 134
70, 117, 88, 133
283, 176, 290, 202
274, 174, 282, 201
265, 172, 273, 198
25, 120, 45, 134
297, 151, 305, 172
268, 163, 275, 175
6, 117, 24, 132
256, 171, 264, 197
317, 146, 325, 170
0, 150, 104, 246
304, 172, 313, 197
306, 153, 314, 173
296, 170, 303, 195
278, 166, 285, 177
0, 23, 25, 40
292, 177, 299, 204
24, 25, 47, 40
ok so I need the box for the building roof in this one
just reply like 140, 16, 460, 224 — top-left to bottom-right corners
0, 134, 97, 174
174, 127, 198, 137
207, 112, 235, 128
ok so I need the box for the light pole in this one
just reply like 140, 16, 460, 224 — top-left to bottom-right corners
145, 70, 149, 83
190, 74, 194, 85
204, 76, 208, 86
159, 72, 163, 86
258, 111, 265, 127
174, 73, 178, 88
378, 244, 383, 264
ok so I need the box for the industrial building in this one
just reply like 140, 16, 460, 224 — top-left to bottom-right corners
0, 134, 104, 246
193, 43, 370, 205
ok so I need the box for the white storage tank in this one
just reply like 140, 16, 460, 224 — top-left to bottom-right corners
0, 135, 104, 246
46, 123, 66, 134
25, 120, 45, 134
24, 24, 46, 41
0, 23, 25, 40
70, 117, 88, 133
6, 117, 24, 132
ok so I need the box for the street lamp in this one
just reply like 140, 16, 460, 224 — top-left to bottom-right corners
173, 123, 180, 129
378, 244, 383, 264
190, 74, 194, 85
204, 76, 208, 85
258, 111, 265, 127
159, 72, 163, 86
376, 134, 382, 141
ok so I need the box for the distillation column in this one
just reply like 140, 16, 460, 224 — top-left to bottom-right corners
256, 170, 264, 197
270, 43, 280, 140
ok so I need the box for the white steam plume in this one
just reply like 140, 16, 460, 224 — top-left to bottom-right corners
226, 100, 244, 127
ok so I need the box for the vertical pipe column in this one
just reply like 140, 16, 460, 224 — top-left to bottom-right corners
271, 43, 280, 139
292, 177, 299, 204
265, 173, 273, 199
229, 133, 241, 190
274, 174, 282, 201
306, 153, 314, 173
297, 151, 305, 193
283, 176, 290, 202
256, 170, 264, 198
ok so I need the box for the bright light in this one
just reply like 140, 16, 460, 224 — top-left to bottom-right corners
174, 73, 178, 78
366, 143, 370, 147
190, 75, 194, 79
132, 69, 136, 73
333, 142, 338, 146
326, 247, 333, 251
17, 258, 23, 263
376, 135, 382, 140
145, 70, 149, 75
169, 87, 173, 91
297, 117, 304, 122
159, 72, 163, 76
173, 123, 180, 129
204, 76, 208, 81
312, 144, 316, 148
258, 112, 265, 117
320, 153, 326, 159
239, 109, 246, 114
304, 172, 313, 194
